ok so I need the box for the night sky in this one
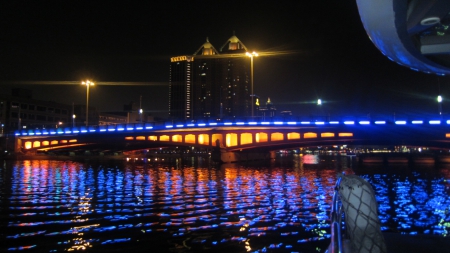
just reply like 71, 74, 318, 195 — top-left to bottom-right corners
1, 1, 449, 120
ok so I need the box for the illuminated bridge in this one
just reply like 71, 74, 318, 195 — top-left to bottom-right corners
12, 118, 450, 162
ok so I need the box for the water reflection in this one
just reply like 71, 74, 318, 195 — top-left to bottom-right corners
1, 155, 449, 252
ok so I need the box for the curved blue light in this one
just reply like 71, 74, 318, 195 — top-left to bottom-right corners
395, 121, 407, 125
274, 121, 284, 125
261, 122, 270, 125
236, 122, 245, 125
209, 122, 218, 126
248, 122, 258, 125
344, 121, 355, 125
176, 124, 184, 127
412, 120, 423, 124
429, 120, 441, 125
301, 121, 311, 125
224, 122, 233, 126
187, 123, 195, 127
315, 121, 325, 125
287, 122, 297, 125
375, 121, 386, 125
329, 121, 340, 125
198, 123, 206, 127
359, 121, 370, 125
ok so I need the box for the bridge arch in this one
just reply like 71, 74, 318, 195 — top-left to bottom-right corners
256, 132, 268, 143
185, 134, 196, 144
240, 133, 253, 145
226, 133, 238, 147
271, 132, 284, 141
287, 132, 301, 140
198, 134, 209, 145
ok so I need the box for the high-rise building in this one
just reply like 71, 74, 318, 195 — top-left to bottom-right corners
169, 55, 194, 120
218, 35, 251, 119
169, 34, 252, 121
192, 38, 221, 120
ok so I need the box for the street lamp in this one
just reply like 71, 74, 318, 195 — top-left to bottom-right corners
437, 95, 443, 116
81, 80, 94, 126
246, 51, 258, 118
72, 114, 76, 128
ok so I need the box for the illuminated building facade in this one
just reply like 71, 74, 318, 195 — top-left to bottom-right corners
169, 56, 194, 120
169, 35, 252, 121
192, 39, 221, 119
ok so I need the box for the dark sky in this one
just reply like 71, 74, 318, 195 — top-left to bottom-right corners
1, 1, 449, 119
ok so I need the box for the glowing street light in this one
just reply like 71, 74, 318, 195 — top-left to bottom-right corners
246, 51, 258, 118
437, 95, 443, 116
317, 99, 322, 105
81, 80, 94, 126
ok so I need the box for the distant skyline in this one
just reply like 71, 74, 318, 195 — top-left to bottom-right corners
1, 1, 449, 119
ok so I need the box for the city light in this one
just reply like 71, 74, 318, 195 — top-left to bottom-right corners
13, 118, 450, 137
246, 51, 258, 118
437, 95, 443, 116
81, 80, 94, 126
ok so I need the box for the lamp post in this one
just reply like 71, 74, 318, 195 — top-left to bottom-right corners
437, 95, 443, 116
81, 80, 94, 126
246, 51, 258, 118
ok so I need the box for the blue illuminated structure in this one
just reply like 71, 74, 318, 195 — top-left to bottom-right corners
14, 118, 450, 136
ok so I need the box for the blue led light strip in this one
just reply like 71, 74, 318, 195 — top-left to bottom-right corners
13, 119, 450, 136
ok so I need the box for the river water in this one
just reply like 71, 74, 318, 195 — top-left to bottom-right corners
1, 155, 449, 252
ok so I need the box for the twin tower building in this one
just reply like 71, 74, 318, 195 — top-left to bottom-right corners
169, 34, 258, 121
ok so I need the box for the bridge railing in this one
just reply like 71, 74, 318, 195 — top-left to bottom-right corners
14, 118, 450, 137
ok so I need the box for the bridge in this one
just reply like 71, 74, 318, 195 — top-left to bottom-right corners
11, 118, 450, 162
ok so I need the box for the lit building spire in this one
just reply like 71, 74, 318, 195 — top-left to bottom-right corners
193, 37, 220, 55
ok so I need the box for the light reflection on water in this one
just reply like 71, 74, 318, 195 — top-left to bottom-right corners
1, 155, 449, 252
